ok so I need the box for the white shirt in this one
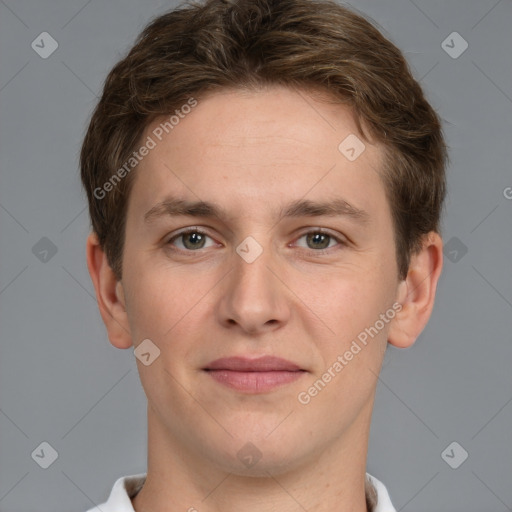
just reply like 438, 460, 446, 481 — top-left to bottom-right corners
85, 472, 396, 512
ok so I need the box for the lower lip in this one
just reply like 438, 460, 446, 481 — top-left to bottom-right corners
205, 370, 305, 393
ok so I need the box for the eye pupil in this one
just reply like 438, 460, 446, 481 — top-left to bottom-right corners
183, 232, 205, 250
306, 232, 330, 250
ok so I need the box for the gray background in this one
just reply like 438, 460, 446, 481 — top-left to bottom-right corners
0, 0, 511, 510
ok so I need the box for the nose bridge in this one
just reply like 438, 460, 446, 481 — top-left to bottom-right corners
217, 235, 289, 332
233, 236, 277, 303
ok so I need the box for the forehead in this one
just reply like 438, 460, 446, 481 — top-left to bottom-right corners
126, 86, 389, 227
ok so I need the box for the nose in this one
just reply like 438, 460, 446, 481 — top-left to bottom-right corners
216, 241, 291, 335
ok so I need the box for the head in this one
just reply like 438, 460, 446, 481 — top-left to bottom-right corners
82, 0, 446, 476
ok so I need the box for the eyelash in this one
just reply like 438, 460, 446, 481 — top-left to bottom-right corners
165, 227, 347, 255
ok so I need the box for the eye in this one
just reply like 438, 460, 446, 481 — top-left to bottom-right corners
294, 230, 345, 251
166, 229, 217, 251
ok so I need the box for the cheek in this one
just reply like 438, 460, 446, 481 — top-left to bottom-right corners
122, 267, 181, 340
307, 270, 386, 323
303, 269, 394, 358
123, 262, 218, 352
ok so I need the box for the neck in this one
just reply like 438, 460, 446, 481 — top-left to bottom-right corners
132, 400, 375, 512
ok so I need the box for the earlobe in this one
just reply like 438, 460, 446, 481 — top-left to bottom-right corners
387, 232, 443, 349
86, 232, 133, 349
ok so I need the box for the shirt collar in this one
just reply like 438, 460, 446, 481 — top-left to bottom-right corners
87, 471, 396, 512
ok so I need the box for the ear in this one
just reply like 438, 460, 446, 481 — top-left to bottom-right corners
388, 231, 443, 349
86, 232, 133, 349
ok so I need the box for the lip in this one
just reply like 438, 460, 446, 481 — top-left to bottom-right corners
203, 356, 306, 393
204, 356, 302, 372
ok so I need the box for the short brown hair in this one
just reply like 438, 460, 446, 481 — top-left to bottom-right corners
80, 0, 447, 281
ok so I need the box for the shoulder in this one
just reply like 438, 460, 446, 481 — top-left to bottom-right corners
85, 473, 146, 512
365, 472, 397, 512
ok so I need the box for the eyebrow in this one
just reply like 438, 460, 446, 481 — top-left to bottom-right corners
143, 196, 370, 225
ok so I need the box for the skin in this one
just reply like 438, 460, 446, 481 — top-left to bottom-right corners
86, 85, 443, 512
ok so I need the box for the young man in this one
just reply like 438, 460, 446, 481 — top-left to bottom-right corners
82, 0, 446, 510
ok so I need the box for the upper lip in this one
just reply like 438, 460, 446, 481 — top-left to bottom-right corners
204, 356, 303, 372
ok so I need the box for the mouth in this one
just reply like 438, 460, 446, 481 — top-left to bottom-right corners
203, 356, 306, 393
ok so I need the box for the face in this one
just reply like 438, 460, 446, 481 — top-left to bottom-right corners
119, 86, 402, 475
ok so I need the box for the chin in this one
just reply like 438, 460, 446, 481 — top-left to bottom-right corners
204, 432, 310, 478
